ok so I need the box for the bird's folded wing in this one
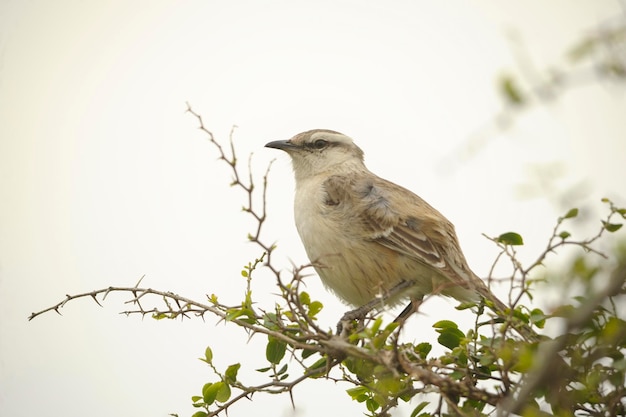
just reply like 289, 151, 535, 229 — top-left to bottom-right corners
350, 177, 472, 283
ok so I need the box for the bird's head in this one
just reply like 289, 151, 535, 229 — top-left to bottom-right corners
265, 129, 365, 180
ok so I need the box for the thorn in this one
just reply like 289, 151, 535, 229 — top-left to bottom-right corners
91, 294, 103, 307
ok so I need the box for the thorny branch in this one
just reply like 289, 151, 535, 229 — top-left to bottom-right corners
29, 106, 626, 417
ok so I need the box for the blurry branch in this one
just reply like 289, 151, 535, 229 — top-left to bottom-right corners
440, 11, 626, 201
500, 261, 626, 416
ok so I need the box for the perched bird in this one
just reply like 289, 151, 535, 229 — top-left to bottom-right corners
265, 129, 513, 329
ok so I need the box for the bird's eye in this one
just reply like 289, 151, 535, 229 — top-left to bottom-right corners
312, 139, 328, 149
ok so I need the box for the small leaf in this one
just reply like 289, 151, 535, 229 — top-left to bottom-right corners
558, 231, 571, 239
410, 401, 430, 417
299, 291, 311, 305
224, 363, 240, 383
301, 347, 317, 359
602, 221, 623, 232
568, 37, 597, 62
308, 301, 323, 317
241, 270, 248, 277
529, 308, 546, 329
276, 363, 288, 376
191, 396, 203, 403
346, 386, 369, 400
216, 382, 231, 403
204, 346, 213, 363
437, 329, 464, 350
191, 412, 208, 417
499, 74, 525, 105
266, 337, 287, 364
414, 342, 432, 359
307, 357, 328, 374
366, 398, 380, 412
563, 208, 579, 219
432, 320, 459, 330
202, 382, 221, 405
497, 232, 524, 246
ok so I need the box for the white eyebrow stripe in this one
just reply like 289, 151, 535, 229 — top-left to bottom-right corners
310, 131, 354, 145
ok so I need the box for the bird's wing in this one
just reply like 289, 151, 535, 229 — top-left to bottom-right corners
323, 174, 474, 286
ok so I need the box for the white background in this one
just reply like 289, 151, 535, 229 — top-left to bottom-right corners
1, 1, 625, 416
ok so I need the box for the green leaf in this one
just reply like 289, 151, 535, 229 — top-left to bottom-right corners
216, 382, 231, 403
529, 308, 546, 329
307, 357, 328, 374
299, 291, 311, 305
602, 221, 623, 232
224, 363, 240, 383
301, 347, 317, 359
276, 363, 288, 375
568, 37, 597, 62
433, 322, 465, 349
191, 412, 208, 417
308, 301, 323, 317
438, 331, 463, 349
346, 386, 369, 400
204, 346, 213, 363
410, 401, 429, 417
497, 232, 524, 246
563, 208, 579, 219
559, 231, 571, 239
366, 398, 380, 412
499, 74, 525, 105
414, 342, 432, 359
191, 396, 203, 403
241, 269, 248, 277
432, 320, 459, 330
266, 337, 287, 364
202, 382, 221, 405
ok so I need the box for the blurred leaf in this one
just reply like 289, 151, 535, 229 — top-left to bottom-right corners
225, 363, 241, 383
559, 231, 571, 239
191, 412, 208, 417
299, 291, 311, 305
266, 337, 287, 364
366, 398, 380, 412
308, 301, 323, 317
346, 386, 369, 400
434, 322, 465, 350
307, 357, 329, 375
602, 221, 623, 233
432, 320, 459, 330
497, 232, 524, 246
530, 308, 546, 329
563, 208, 579, 219
499, 74, 525, 105
568, 37, 597, 62
410, 401, 429, 417
414, 342, 432, 359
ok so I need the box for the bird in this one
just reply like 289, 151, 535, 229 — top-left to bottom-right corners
265, 129, 523, 335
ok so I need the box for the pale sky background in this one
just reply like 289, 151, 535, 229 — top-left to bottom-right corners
1, 1, 625, 417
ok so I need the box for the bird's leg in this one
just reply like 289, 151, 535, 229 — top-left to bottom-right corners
393, 295, 424, 323
337, 280, 414, 336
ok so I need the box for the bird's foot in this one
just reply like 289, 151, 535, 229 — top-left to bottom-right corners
336, 304, 372, 337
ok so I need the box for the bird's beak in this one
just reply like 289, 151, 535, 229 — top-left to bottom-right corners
265, 140, 299, 151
